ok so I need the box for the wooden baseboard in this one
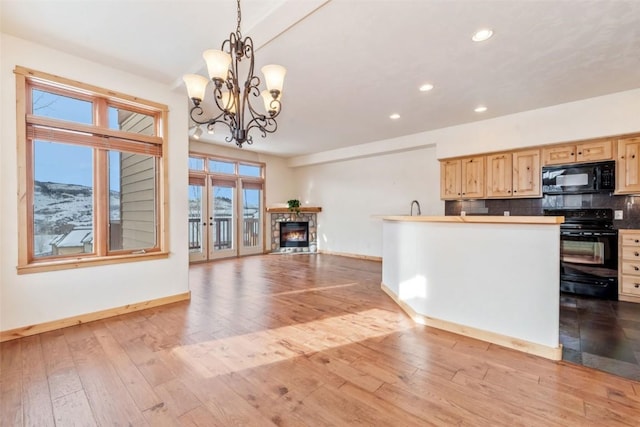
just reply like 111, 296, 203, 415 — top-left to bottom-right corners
381, 283, 562, 361
0, 291, 191, 342
619, 294, 640, 304
318, 250, 382, 262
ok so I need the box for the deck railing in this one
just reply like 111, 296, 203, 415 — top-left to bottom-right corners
189, 216, 260, 251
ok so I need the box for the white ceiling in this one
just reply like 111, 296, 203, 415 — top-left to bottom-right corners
2, 0, 640, 158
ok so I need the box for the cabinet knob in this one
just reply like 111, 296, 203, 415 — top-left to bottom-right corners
514, 190, 517, 193
635, 239, 639, 243
578, 152, 582, 155
634, 266, 639, 271
635, 252, 640, 257
571, 153, 574, 156
635, 284, 640, 288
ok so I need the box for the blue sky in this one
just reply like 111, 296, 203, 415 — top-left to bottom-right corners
33, 89, 120, 189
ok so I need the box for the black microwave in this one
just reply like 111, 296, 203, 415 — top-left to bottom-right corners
542, 161, 615, 194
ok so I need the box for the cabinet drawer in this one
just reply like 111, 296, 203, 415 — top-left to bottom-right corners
622, 261, 640, 276
621, 234, 640, 247
622, 247, 640, 260
621, 275, 640, 296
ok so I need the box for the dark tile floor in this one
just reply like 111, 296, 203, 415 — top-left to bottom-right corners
560, 293, 640, 381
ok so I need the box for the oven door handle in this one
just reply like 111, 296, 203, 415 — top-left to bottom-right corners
560, 231, 617, 237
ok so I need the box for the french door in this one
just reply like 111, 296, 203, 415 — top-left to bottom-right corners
188, 157, 264, 262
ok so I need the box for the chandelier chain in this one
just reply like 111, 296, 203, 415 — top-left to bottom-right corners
236, 0, 242, 35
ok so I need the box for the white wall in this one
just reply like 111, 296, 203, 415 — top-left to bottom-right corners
0, 34, 190, 332
289, 88, 640, 258
434, 89, 640, 159
293, 145, 443, 257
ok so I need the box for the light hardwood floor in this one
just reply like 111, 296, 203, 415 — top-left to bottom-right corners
1, 254, 639, 426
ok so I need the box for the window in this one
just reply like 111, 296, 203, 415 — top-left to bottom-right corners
15, 66, 169, 273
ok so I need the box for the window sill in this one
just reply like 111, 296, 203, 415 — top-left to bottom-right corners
17, 251, 170, 275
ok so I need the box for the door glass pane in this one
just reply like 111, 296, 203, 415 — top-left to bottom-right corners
242, 187, 261, 248
212, 185, 234, 251
209, 159, 235, 174
189, 156, 205, 171
33, 140, 94, 258
238, 164, 262, 177
188, 183, 205, 253
108, 150, 157, 251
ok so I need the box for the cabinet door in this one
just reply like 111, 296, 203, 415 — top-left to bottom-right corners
461, 156, 485, 199
576, 140, 613, 162
617, 137, 640, 194
542, 145, 575, 165
486, 153, 512, 198
513, 149, 541, 197
440, 159, 461, 200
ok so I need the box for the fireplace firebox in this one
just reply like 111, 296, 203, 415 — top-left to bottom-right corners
279, 222, 309, 248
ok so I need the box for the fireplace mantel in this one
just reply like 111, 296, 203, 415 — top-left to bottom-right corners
266, 206, 322, 214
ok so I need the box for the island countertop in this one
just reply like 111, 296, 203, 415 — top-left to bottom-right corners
381, 215, 564, 225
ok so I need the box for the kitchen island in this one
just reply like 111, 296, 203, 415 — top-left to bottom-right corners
381, 215, 564, 360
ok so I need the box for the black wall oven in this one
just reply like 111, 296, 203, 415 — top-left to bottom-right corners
544, 209, 618, 300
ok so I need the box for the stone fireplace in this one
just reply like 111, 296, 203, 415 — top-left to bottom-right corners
266, 207, 321, 253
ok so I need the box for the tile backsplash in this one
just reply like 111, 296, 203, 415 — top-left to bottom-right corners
445, 194, 640, 229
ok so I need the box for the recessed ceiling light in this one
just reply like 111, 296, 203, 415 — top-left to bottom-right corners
419, 83, 434, 92
472, 29, 493, 42
474, 105, 488, 113
390, 113, 401, 120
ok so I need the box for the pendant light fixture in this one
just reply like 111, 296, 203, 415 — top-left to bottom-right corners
183, 0, 286, 148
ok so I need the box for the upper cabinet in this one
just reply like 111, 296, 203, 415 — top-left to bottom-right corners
617, 136, 640, 194
486, 153, 512, 198
440, 159, 461, 200
440, 156, 485, 200
440, 132, 639, 201
542, 139, 613, 166
513, 149, 541, 197
486, 149, 541, 198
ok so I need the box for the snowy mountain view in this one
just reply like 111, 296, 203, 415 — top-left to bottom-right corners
33, 181, 120, 256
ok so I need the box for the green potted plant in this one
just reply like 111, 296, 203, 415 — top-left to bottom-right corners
287, 199, 301, 215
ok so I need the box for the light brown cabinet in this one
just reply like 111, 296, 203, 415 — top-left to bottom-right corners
619, 230, 640, 303
485, 149, 541, 198
512, 149, 541, 197
440, 156, 485, 200
616, 136, 640, 194
542, 139, 613, 165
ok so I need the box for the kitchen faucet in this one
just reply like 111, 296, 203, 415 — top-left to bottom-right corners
410, 200, 421, 216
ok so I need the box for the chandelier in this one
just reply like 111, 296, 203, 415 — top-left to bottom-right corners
183, 0, 286, 148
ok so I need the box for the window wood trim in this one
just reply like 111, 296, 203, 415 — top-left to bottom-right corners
15, 66, 170, 273
14, 66, 168, 112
